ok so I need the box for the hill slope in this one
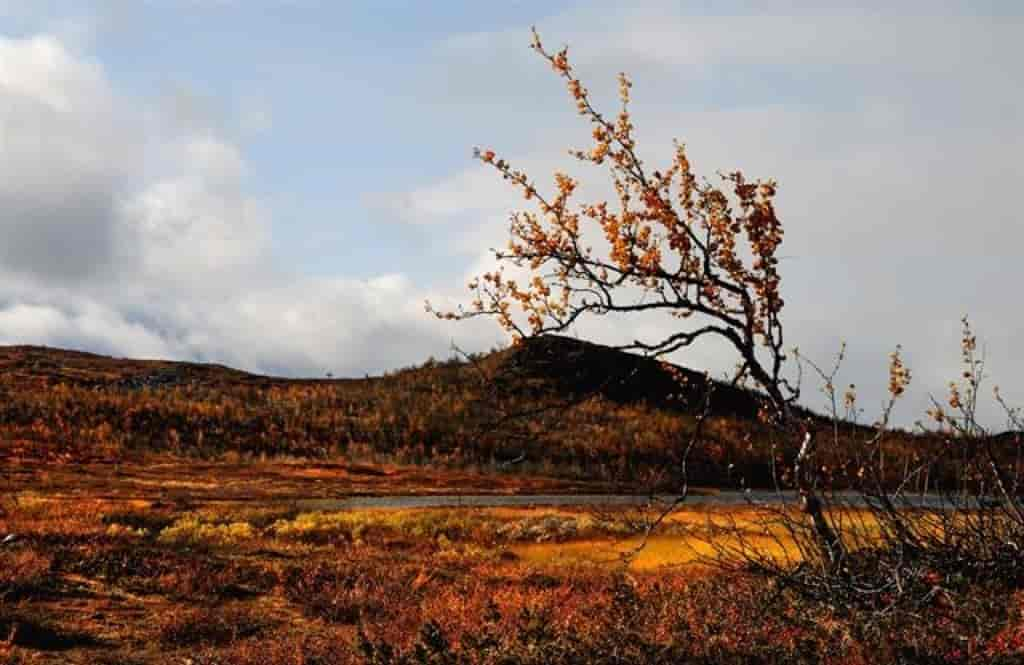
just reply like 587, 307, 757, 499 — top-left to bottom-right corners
0, 336, 764, 410
0, 337, 952, 488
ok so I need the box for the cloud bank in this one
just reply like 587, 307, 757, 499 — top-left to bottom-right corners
0, 32, 477, 378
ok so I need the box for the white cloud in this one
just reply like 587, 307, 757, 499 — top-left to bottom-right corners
0, 35, 106, 112
0, 34, 135, 284
0, 30, 475, 381
0, 301, 175, 359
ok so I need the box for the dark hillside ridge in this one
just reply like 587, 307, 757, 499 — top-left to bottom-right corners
0, 337, 934, 429
493, 335, 773, 420
0, 344, 255, 389
1, 339, 1018, 490
0, 344, 364, 391
0, 337, 1007, 433
0, 339, 794, 484
1, 337, 780, 422
1, 338, 759, 411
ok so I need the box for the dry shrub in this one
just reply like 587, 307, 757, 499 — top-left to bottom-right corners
2, 495, 110, 539
157, 604, 272, 647
0, 605, 102, 652
0, 547, 53, 601
101, 507, 176, 534
181, 630, 351, 665
283, 559, 418, 626
357, 569, 1024, 664
358, 576, 692, 665
54, 542, 179, 582
53, 543, 274, 600
154, 557, 277, 601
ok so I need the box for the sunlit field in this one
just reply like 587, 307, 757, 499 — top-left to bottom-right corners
0, 481, 754, 664
6, 469, 1024, 664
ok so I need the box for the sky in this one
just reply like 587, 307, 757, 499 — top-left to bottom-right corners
0, 1, 1021, 427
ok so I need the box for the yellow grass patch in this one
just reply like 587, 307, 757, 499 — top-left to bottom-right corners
158, 515, 257, 545
512, 531, 801, 571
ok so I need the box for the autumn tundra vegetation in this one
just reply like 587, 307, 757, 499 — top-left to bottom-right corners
2, 30, 1024, 665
